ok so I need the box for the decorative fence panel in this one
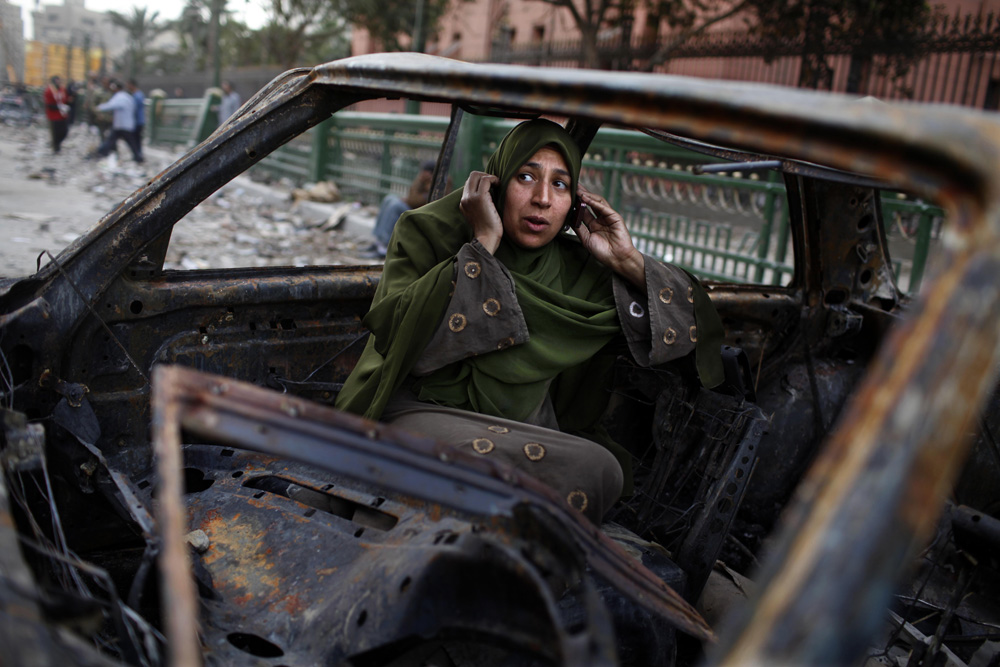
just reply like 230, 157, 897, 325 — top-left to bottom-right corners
490, 10, 1000, 109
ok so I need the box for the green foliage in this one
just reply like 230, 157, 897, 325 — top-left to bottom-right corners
524, 0, 936, 89
340, 0, 455, 52
528, 0, 752, 68
108, 7, 168, 77
747, 0, 937, 89
259, 0, 349, 68
148, 0, 274, 73
166, 0, 215, 72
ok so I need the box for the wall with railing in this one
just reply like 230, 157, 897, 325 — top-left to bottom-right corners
145, 103, 943, 294
489, 10, 1000, 109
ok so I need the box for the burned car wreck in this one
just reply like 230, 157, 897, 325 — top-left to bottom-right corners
2, 54, 1000, 666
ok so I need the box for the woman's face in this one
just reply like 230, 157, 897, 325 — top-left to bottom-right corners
501, 147, 573, 250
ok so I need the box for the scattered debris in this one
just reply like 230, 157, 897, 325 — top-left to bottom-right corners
2, 124, 382, 274
292, 180, 341, 203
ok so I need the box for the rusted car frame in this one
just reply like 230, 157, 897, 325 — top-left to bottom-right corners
1, 53, 999, 665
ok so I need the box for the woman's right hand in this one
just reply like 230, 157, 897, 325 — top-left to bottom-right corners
460, 171, 503, 254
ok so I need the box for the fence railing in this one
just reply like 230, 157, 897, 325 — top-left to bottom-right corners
490, 10, 1000, 109
145, 89, 221, 148
146, 107, 943, 294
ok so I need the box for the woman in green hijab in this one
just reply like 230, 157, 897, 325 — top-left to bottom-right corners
336, 118, 722, 523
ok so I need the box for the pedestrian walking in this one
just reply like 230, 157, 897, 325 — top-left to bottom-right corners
85, 74, 113, 142
88, 80, 143, 164
43, 76, 70, 153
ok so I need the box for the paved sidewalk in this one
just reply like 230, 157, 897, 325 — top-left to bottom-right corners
0, 126, 120, 278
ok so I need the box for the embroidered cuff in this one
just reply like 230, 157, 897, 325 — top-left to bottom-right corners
613, 255, 698, 367
412, 240, 530, 376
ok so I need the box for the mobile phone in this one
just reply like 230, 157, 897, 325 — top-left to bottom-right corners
569, 200, 585, 229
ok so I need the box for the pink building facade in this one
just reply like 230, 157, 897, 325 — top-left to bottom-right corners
350, 0, 1000, 112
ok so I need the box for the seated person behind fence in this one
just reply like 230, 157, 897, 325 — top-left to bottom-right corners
335, 118, 724, 524
369, 160, 438, 257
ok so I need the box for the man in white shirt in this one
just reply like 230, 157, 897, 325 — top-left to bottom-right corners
88, 79, 143, 164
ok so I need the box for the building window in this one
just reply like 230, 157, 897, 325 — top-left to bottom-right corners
532, 25, 545, 42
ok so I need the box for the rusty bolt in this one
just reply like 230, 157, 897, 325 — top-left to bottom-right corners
80, 459, 98, 477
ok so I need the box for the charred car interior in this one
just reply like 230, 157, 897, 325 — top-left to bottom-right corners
2, 54, 1000, 666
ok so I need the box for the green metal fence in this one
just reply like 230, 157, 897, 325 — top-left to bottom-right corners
146, 89, 221, 148
147, 106, 943, 294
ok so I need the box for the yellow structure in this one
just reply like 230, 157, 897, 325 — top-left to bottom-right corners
24, 41, 102, 86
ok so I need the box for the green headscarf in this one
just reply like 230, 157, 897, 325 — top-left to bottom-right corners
336, 118, 615, 421
335, 118, 722, 441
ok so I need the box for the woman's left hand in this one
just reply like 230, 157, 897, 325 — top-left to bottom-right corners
574, 186, 646, 291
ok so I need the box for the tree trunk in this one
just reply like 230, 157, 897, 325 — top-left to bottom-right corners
797, 2, 832, 89
580, 23, 601, 69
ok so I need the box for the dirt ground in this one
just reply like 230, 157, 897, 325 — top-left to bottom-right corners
0, 122, 381, 280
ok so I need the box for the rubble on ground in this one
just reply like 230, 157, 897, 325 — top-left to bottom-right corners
1, 123, 382, 276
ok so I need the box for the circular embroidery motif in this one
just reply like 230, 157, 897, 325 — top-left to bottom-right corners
448, 313, 467, 332
689, 325, 698, 342
483, 298, 501, 317
663, 327, 677, 345
497, 337, 515, 350
472, 438, 495, 454
567, 490, 589, 512
658, 287, 673, 304
628, 301, 645, 318
488, 425, 509, 434
523, 443, 546, 461
687, 286, 695, 303
464, 261, 482, 279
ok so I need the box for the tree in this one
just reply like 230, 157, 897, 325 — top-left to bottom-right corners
108, 7, 168, 77
640, 0, 753, 70
518, 0, 751, 69
260, 0, 347, 69
524, 0, 935, 88
747, 0, 936, 91
341, 0, 455, 52
171, 0, 212, 72
222, 18, 267, 68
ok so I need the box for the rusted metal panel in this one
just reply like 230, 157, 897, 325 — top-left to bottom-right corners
151, 364, 714, 657
151, 366, 202, 667
710, 256, 1000, 664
